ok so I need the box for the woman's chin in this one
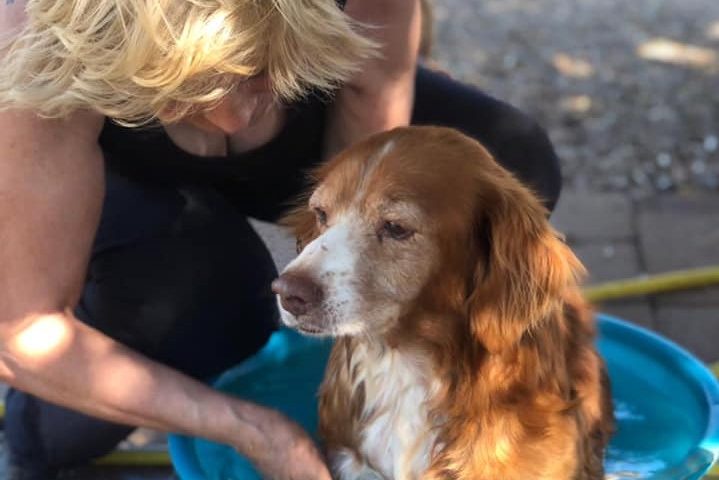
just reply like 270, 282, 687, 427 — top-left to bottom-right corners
227, 104, 286, 154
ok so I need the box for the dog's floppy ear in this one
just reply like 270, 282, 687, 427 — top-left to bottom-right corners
468, 168, 583, 354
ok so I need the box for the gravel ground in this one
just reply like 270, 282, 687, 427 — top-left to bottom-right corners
431, 0, 719, 197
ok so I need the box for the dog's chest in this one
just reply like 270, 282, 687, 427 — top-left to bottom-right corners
345, 345, 440, 480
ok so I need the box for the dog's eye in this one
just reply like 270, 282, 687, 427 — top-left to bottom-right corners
314, 207, 328, 226
382, 221, 413, 241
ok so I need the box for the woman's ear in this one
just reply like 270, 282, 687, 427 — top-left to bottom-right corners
468, 168, 584, 354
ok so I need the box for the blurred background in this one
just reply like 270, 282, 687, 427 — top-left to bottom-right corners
434, 0, 719, 195
431, 0, 719, 363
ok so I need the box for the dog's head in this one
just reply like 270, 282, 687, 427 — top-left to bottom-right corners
272, 126, 582, 351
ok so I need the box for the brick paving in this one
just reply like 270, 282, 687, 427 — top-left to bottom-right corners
552, 190, 719, 362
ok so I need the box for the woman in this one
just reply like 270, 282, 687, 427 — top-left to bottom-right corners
0, 0, 561, 478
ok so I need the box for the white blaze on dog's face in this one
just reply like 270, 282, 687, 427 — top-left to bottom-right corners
274, 138, 447, 337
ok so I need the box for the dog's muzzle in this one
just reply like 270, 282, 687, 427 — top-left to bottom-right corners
271, 272, 324, 326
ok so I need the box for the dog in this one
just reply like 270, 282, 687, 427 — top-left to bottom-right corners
271, 126, 614, 480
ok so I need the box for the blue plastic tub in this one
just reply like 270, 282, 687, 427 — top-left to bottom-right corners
168, 314, 719, 479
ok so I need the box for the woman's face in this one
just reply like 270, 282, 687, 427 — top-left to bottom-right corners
167, 73, 278, 135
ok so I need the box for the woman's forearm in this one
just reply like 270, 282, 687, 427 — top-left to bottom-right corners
1, 311, 206, 432
0, 309, 269, 453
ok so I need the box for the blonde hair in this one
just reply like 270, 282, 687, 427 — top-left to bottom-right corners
0, 0, 377, 124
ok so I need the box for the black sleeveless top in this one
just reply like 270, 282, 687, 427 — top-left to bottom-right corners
98, 96, 328, 222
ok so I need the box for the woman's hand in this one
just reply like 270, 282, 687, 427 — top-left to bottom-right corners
230, 405, 332, 480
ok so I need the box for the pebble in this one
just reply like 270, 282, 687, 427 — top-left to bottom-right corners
503, 53, 519, 69
703, 135, 719, 153
607, 175, 630, 190
690, 160, 707, 175
631, 168, 648, 186
655, 174, 675, 191
695, 172, 719, 190
656, 152, 672, 169
647, 105, 675, 123
671, 165, 687, 183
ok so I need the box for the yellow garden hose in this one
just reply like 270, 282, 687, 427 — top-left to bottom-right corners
582, 265, 719, 303
93, 450, 171, 467
0, 265, 717, 470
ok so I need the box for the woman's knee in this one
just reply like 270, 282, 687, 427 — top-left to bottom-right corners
80, 173, 279, 378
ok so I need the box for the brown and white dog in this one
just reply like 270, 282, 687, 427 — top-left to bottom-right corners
271, 126, 613, 480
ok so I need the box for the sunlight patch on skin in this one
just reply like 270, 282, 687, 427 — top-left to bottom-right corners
12, 314, 72, 360
637, 38, 717, 70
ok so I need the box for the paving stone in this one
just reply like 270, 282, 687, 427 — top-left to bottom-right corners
572, 242, 643, 284
636, 194, 719, 306
572, 242, 656, 329
654, 306, 719, 363
551, 190, 634, 242
596, 300, 655, 330
655, 285, 719, 307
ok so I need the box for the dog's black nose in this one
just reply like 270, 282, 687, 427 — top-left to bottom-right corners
271, 273, 323, 316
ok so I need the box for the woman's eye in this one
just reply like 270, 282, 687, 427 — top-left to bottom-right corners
314, 207, 328, 226
382, 221, 413, 241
